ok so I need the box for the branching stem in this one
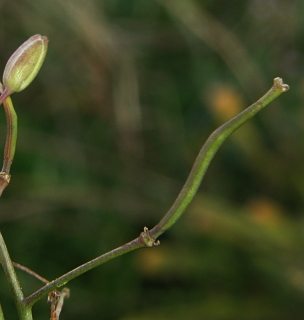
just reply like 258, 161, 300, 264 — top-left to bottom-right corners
23, 77, 289, 309
25, 237, 144, 307
0, 233, 32, 320
0, 88, 13, 106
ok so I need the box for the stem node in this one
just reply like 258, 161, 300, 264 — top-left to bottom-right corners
273, 77, 289, 92
0, 172, 10, 196
140, 227, 160, 247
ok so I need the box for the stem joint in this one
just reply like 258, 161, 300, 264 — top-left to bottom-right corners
140, 227, 160, 247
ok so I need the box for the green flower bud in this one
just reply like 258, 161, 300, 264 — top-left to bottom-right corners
2, 34, 48, 93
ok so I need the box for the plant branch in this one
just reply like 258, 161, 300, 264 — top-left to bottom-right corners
12, 262, 49, 284
25, 236, 146, 307
148, 77, 289, 239
0, 233, 32, 320
24, 77, 289, 309
51, 288, 70, 320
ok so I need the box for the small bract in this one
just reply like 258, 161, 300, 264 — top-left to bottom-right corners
3, 34, 48, 93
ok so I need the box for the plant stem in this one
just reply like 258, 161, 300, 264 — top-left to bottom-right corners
0, 96, 17, 196
0, 304, 5, 320
1, 96, 18, 174
53, 288, 70, 320
24, 77, 289, 309
25, 237, 145, 307
0, 88, 13, 106
12, 262, 49, 284
0, 233, 33, 320
148, 77, 289, 239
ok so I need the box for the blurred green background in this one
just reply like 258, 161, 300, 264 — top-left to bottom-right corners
0, 0, 304, 319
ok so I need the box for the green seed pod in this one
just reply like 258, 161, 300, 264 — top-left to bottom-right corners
2, 34, 48, 93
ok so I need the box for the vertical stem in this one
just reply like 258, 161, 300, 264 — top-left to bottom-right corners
0, 233, 33, 320
53, 288, 70, 319
0, 304, 5, 320
0, 88, 12, 106
0, 96, 17, 196
1, 96, 18, 174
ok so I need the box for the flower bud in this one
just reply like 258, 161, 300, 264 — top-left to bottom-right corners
2, 34, 48, 93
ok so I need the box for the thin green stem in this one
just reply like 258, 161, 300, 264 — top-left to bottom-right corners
0, 233, 33, 320
1, 96, 18, 174
24, 77, 289, 310
149, 77, 289, 239
25, 237, 144, 308
0, 88, 13, 106
0, 96, 17, 196
0, 304, 5, 320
